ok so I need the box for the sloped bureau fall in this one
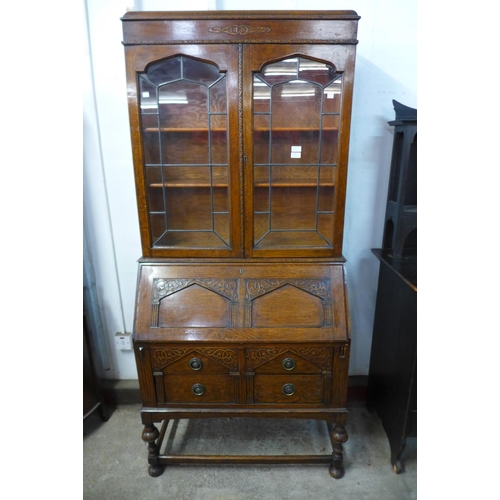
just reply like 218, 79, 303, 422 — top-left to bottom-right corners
121, 10, 359, 478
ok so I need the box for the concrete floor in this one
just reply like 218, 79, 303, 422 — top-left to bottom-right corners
83, 401, 416, 500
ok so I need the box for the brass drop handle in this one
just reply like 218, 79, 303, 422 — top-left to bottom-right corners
282, 383, 296, 396
189, 358, 203, 371
282, 358, 296, 371
192, 383, 206, 396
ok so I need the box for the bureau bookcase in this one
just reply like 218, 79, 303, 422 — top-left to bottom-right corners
121, 10, 359, 478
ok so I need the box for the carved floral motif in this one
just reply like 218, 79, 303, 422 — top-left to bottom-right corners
153, 278, 238, 302
244, 279, 332, 301
246, 347, 332, 371
152, 347, 237, 370
209, 25, 271, 36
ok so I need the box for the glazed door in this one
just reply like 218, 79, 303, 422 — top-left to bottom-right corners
243, 45, 356, 258
125, 44, 241, 258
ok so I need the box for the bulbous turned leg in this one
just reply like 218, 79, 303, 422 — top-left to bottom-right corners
142, 424, 165, 478
328, 423, 348, 479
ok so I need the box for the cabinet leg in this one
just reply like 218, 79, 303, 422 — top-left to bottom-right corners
328, 423, 348, 479
391, 438, 407, 474
142, 424, 165, 478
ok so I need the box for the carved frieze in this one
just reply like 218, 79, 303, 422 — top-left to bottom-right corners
208, 25, 271, 36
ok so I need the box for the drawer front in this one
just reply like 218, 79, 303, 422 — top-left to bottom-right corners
253, 375, 325, 404
149, 346, 239, 404
250, 351, 327, 374
162, 374, 235, 404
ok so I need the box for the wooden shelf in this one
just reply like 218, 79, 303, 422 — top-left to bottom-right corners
149, 183, 228, 188
149, 182, 335, 189
143, 127, 338, 133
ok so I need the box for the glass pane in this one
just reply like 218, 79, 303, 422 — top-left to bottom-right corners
183, 57, 222, 85
254, 213, 270, 244
141, 114, 160, 164
323, 77, 342, 113
166, 183, 212, 231
158, 81, 209, 165
139, 77, 158, 114
318, 166, 336, 213
150, 213, 167, 243
210, 78, 227, 113
139, 55, 230, 250
254, 115, 270, 164
259, 58, 299, 86
271, 82, 321, 165
145, 167, 165, 212
298, 59, 337, 86
145, 57, 181, 86
317, 214, 334, 245
252, 56, 341, 251
321, 115, 340, 164
210, 115, 227, 164
253, 76, 271, 113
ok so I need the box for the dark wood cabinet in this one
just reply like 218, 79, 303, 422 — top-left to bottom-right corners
122, 10, 359, 478
367, 251, 416, 473
367, 101, 417, 473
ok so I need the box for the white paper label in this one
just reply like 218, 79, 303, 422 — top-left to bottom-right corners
142, 91, 150, 98
291, 145, 302, 158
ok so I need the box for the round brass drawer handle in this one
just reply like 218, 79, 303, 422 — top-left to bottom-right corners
188, 358, 203, 371
282, 358, 296, 371
192, 383, 206, 396
282, 383, 296, 396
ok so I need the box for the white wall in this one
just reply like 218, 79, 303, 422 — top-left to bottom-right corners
83, 0, 417, 379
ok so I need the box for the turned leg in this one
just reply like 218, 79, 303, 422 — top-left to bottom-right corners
328, 423, 348, 479
142, 424, 165, 477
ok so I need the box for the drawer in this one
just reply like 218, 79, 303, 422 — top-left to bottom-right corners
253, 375, 325, 404
162, 374, 235, 404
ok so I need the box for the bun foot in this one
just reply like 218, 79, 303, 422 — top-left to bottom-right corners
329, 463, 345, 479
148, 464, 165, 477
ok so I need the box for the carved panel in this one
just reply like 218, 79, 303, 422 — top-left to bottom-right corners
152, 348, 190, 369
244, 278, 332, 301
246, 347, 332, 372
153, 278, 238, 302
151, 278, 239, 327
151, 347, 237, 371
244, 279, 333, 327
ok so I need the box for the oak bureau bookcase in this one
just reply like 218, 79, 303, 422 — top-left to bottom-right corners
121, 10, 360, 478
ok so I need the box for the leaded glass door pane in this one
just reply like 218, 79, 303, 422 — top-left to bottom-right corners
252, 57, 342, 251
139, 56, 231, 250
